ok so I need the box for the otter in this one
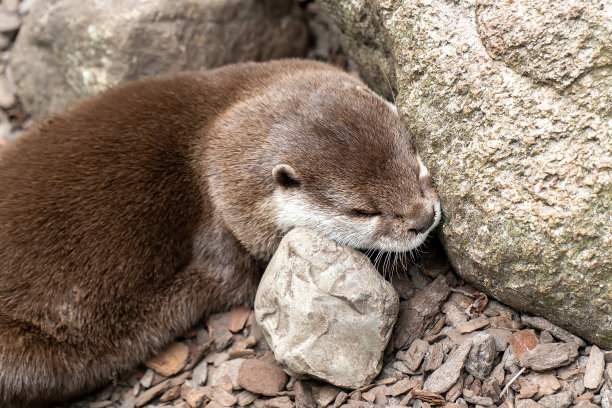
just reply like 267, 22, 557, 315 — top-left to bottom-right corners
0, 59, 440, 406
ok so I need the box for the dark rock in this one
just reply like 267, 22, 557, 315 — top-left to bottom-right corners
393, 275, 451, 350
422, 342, 445, 372
294, 381, 316, 408
465, 332, 497, 380
397, 339, 429, 371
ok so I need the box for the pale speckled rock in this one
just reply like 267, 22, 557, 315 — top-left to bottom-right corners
538, 391, 573, 408
209, 358, 245, 390
584, 345, 605, 389
11, 0, 309, 120
422, 339, 472, 394
318, 0, 612, 348
254, 227, 399, 389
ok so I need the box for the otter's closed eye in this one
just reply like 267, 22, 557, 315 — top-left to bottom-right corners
350, 209, 382, 217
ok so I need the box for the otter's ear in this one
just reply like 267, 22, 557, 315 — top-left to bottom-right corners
272, 164, 301, 188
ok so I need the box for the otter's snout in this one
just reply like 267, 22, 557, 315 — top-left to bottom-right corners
412, 211, 436, 234
406, 206, 436, 234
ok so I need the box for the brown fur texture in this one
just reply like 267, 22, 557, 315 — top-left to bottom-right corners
0, 60, 439, 406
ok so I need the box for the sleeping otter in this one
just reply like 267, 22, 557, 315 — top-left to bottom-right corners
0, 59, 440, 406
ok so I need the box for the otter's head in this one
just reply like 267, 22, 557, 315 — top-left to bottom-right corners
269, 79, 441, 253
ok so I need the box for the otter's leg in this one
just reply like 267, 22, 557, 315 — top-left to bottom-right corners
0, 261, 261, 407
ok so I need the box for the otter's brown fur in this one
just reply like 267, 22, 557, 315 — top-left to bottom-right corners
0, 59, 439, 406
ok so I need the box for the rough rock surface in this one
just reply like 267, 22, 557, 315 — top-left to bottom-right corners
40, 247, 610, 408
254, 227, 400, 389
11, 0, 309, 120
318, 0, 612, 348
392, 274, 450, 350
237, 358, 288, 396
517, 343, 579, 371
422, 339, 472, 394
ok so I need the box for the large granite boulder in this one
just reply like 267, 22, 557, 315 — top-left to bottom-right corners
11, 0, 309, 120
318, 0, 611, 347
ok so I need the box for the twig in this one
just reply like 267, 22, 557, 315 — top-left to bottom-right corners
499, 366, 526, 399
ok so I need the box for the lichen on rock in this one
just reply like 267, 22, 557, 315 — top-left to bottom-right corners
11, 0, 309, 120
318, 0, 612, 347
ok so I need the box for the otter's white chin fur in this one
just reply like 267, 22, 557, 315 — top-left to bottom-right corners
273, 191, 441, 253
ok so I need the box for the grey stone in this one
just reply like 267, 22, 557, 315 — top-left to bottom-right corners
397, 339, 429, 371
423, 339, 472, 394
501, 347, 519, 373
254, 227, 399, 389
465, 332, 497, 380
521, 316, 587, 347
407, 265, 433, 291
574, 401, 600, 408
318, 0, 612, 349
602, 387, 612, 408
0, 75, 15, 108
209, 358, 245, 390
584, 345, 605, 389
139, 369, 154, 389
459, 317, 489, 334
560, 361, 586, 397
517, 343, 579, 371
11, 0, 309, 120
2, 0, 19, 12
0, 8, 20, 32
390, 360, 413, 375
421, 342, 444, 372
516, 399, 546, 408
464, 394, 493, 406
485, 328, 512, 352
537, 391, 573, 408
191, 359, 208, 387
481, 363, 503, 401
442, 303, 469, 329
392, 275, 451, 350
540, 330, 554, 344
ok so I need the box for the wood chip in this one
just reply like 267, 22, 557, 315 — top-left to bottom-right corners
332, 391, 349, 408
410, 389, 446, 405
236, 390, 258, 407
184, 386, 211, 408
159, 385, 181, 402
228, 306, 252, 332
294, 380, 316, 408
508, 329, 539, 357
134, 371, 190, 407
459, 317, 489, 333
265, 396, 295, 408
386, 378, 419, 397
212, 387, 238, 406
312, 383, 339, 407
145, 342, 189, 377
